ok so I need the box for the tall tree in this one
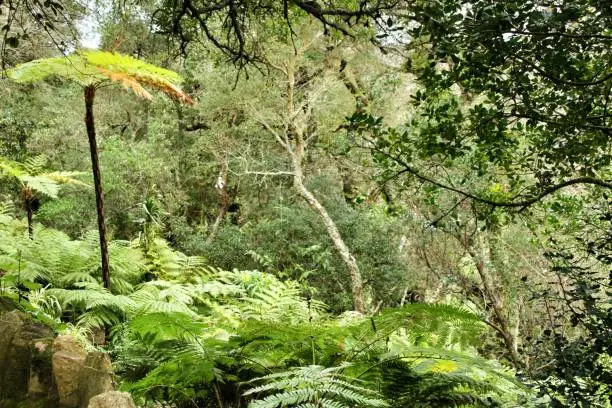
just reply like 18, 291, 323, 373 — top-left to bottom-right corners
245, 26, 366, 313
8, 50, 192, 289
355, 0, 612, 209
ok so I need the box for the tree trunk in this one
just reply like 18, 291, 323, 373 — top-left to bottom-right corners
290, 64, 365, 313
259, 59, 366, 313
26, 206, 33, 240
291, 139, 365, 313
22, 187, 36, 240
84, 85, 111, 290
467, 235, 523, 367
293, 173, 366, 313
207, 155, 231, 244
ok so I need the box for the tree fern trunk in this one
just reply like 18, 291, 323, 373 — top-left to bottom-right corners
84, 85, 111, 290
26, 206, 33, 240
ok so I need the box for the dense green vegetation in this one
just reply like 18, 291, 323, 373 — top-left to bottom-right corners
0, 0, 610, 407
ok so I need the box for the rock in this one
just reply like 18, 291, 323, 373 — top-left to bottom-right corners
87, 392, 136, 408
0, 312, 27, 400
0, 309, 115, 408
28, 339, 55, 399
90, 327, 106, 346
0, 297, 18, 313
0, 311, 55, 402
78, 352, 114, 408
52, 335, 87, 407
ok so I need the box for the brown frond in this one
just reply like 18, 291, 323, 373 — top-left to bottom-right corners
96, 68, 153, 100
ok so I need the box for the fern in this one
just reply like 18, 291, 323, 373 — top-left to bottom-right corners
8, 50, 192, 104
0, 222, 147, 291
0, 154, 88, 199
377, 359, 503, 408
47, 286, 135, 328
362, 304, 485, 350
244, 364, 388, 408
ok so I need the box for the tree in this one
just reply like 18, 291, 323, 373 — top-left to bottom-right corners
352, 0, 612, 210
243, 24, 367, 313
0, 0, 81, 68
149, 0, 400, 66
8, 50, 192, 289
0, 154, 86, 238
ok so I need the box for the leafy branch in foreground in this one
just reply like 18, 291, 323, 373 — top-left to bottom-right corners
346, 112, 611, 212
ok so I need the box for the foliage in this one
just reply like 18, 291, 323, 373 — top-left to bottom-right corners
149, 0, 397, 66
0, 154, 87, 230
244, 364, 387, 408
529, 192, 611, 407
1, 2, 610, 407
8, 50, 192, 103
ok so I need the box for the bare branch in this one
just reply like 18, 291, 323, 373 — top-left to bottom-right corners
235, 170, 294, 177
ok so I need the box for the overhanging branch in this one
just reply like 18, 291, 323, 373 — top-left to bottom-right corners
373, 148, 612, 209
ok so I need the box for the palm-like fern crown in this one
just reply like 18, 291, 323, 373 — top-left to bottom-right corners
0, 155, 88, 198
7, 50, 193, 104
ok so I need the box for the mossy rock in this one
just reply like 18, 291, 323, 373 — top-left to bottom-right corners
0, 297, 19, 314
0, 311, 55, 402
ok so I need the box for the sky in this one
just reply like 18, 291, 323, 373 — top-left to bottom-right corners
76, 1, 102, 49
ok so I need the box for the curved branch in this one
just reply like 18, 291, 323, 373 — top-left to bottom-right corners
374, 149, 612, 209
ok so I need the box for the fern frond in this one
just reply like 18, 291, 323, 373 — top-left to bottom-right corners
1, 155, 88, 198
249, 389, 316, 408
23, 155, 48, 174
316, 399, 349, 408
127, 312, 206, 342
363, 304, 485, 350
78, 306, 123, 328
43, 171, 89, 187
378, 359, 500, 408
8, 51, 193, 104
0, 200, 13, 217
96, 68, 154, 100
20, 175, 60, 197
245, 365, 387, 408
0, 156, 26, 178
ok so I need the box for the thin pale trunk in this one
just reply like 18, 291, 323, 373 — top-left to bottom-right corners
284, 64, 365, 313
84, 85, 110, 290
292, 157, 365, 313
468, 236, 522, 367
207, 156, 230, 244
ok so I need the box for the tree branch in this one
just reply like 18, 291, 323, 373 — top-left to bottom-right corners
372, 148, 612, 209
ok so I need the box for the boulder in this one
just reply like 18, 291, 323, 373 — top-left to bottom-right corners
52, 335, 87, 407
78, 352, 114, 408
28, 339, 55, 399
0, 305, 115, 408
0, 310, 55, 403
87, 392, 136, 408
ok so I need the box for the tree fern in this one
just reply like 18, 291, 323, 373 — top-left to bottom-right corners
8, 50, 192, 289
0, 154, 87, 237
8, 51, 193, 104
